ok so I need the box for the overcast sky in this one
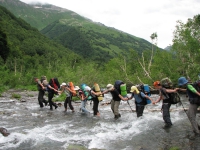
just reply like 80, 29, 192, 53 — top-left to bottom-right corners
20, 0, 200, 49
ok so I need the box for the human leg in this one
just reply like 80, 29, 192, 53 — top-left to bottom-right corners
93, 98, 99, 116
68, 96, 74, 111
81, 100, 89, 113
162, 103, 172, 126
113, 101, 120, 119
188, 103, 200, 134
38, 90, 44, 107
136, 105, 145, 118
48, 92, 54, 110
64, 97, 68, 112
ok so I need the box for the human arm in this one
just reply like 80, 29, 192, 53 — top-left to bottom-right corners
187, 84, 200, 96
154, 91, 162, 104
48, 85, 58, 92
101, 90, 109, 95
118, 94, 129, 101
144, 95, 155, 104
91, 90, 102, 96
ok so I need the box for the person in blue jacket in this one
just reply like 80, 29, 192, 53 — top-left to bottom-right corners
128, 86, 154, 118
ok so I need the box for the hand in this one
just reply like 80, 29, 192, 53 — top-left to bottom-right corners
175, 88, 180, 91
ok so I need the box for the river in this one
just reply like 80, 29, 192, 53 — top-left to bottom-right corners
0, 90, 200, 150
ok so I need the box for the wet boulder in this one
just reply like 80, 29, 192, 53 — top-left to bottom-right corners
0, 127, 10, 137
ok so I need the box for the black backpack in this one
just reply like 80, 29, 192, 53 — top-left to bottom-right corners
192, 80, 200, 92
114, 80, 124, 94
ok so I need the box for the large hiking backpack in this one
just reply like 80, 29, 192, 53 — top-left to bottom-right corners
114, 80, 127, 96
160, 77, 173, 88
138, 84, 151, 104
192, 80, 200, 92
188, 80, 200, 105
49, 78, 60, 93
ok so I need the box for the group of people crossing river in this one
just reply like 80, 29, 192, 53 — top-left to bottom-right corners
34, 75, 200, 139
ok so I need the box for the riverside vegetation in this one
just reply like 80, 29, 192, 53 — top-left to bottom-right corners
0, 2, 200, 96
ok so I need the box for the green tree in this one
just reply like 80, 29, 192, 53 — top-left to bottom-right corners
172, 14, 200, 79
0, 29, 10, 62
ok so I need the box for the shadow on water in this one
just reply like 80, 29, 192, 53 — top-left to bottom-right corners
0, 92, 200, 150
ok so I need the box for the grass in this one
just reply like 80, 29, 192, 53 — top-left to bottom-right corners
11, 93, 21, 100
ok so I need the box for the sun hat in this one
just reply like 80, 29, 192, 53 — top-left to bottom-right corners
153, 81, 161, 87
74, 86, 80, 91
106, 84, 114, 90
130, 86, 139, 94
178, 77, 188, 86
85, 86, 91, 91
60, 82, 67, 86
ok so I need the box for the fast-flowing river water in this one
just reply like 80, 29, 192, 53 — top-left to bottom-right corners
0, 90, 200, 150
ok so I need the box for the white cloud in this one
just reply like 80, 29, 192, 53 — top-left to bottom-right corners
20, 0, 200, 49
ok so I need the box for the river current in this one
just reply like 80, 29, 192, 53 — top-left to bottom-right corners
0, 90, 200, 150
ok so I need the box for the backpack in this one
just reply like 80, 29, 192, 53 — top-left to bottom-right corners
188, 80, 200, 105
138, 84, 151, 104
160, 77, 173, 88
161, 88, 180, 104
69, 82, 77, 96
49, 78, 60, 93
192, 80, 200, 92
114, 80, 127, 96
41, 76, 47, 83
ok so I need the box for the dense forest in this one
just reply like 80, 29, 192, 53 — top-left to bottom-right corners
0, 2, 200, 93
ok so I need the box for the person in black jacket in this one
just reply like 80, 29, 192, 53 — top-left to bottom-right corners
47, 78, 60, 110
153, 81, 179, 128
34, 77, 48, 108
102, 84, 128, 119
85, 86, 101, 116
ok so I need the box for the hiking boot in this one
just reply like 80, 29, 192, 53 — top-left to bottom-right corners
55, 105, 58, 109
45, 102, 48, 106
163, 123, 172, 129
114, 115, 119, 119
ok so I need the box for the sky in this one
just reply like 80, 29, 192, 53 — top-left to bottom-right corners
20, 0, 200, 49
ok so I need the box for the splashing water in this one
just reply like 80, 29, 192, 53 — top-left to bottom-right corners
0, 92, 199, 150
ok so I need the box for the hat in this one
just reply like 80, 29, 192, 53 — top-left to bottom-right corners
178, 77, 188, 86
85, 86, 91, 91
106, 84, 114, 90
74, 86, 80, 91
60, 82, 67, 86
153, 81, 161, 87
130, 86, 139, 94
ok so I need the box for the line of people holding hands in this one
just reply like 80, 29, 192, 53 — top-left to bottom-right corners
34, 76, 200, 138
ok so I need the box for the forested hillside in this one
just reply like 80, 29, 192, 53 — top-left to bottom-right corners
0, 1, 200, 93
0, 5, 85, 91
0, 0, 160, 62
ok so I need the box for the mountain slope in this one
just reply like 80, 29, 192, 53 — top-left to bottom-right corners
0, 0, 83, 30
0, 0, 161, 62
0, 5, 80, 68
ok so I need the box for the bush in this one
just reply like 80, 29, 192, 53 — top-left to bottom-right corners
11, 93, 21, 100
